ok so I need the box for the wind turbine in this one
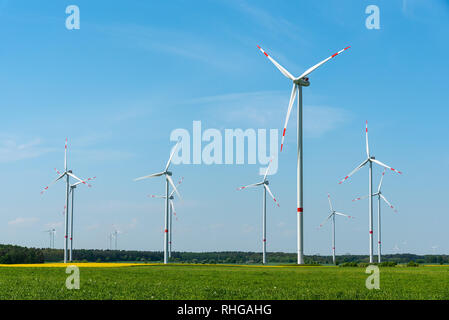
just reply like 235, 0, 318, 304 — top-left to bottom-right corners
134, 140, 182, 264
319, 193, 353, 265
68, 176, 96, 262
41, 139, 90, 263
149, 177, 184, 258
352, 169, 398, 263
257, 45, 350, 264
237, 159, 280, 264
338, 121, 402, 263
113, 229, 119, 250
43, 229, 56, 248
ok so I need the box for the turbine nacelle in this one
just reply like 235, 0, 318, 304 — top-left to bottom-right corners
293, 78, 310, 86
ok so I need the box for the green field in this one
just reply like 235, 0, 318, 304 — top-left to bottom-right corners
0, 264, 448, 300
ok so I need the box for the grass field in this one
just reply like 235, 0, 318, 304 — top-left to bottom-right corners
0, 263, 448, 299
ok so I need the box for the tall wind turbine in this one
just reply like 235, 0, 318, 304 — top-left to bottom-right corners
68, 176, 96, 262
338, 121, 402, 263
134, 140, 181, 264
257, 45, 350, 264
149, 177, 184, 258
319, 193, 353, 265
237, 160, 280, 264
352, 169, 398, 263
41, 139, 90, 263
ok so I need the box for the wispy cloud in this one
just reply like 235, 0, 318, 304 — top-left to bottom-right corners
8, 217, 39, 226
0, 137, 52, 163
187, 91, 351, 137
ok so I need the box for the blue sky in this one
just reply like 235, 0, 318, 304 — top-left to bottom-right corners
0, 0, 448, 255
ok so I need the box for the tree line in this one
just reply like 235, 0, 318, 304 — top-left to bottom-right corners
1, 244, 448, 265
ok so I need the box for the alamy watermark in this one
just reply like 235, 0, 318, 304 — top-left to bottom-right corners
65, 265, 80, 290
170, 121, 279, 176
365, 5, 380, 30
65, 5, 80, 30
365, 265, 380, 290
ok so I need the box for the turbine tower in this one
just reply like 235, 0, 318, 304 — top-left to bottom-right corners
44, 229, 56, 248
352, 169, 398, 263
68, 176, 96, 261
149, 177, 184, 258
41, 139, 91, 263
134, 140, 182, 264
237, 160, 280, 264
257, 45, 350, 264
338, 121, 402, 263
319, 193, 353, 265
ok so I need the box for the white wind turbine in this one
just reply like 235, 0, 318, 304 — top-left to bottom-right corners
67, 176, 96, 261
257, 45, 350, 264
41, 139, 91, 263
319, 193, 354, 265
338, 121, 402, 263
43, 228, 56, 248
149, 177, 184, 258
352, 169, 398, 263
237, 160, 280, 264
134, 140, 182, 264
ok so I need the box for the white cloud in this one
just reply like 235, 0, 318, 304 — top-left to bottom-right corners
0, 137, 52, 163
8, 217, 39, 226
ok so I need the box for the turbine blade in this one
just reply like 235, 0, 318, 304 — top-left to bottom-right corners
352, 194, 370, 202
327, 193, 333, 211
170, 199, 176, 216
67, 172, 88, 185
365, 120, 370, 158
41, 172, 66, 194
263, 159, 273, 181
257, 45, 295, 80
237, 181, 264, 190
338, 159, 369, 184
335, 212, 353, 219
167, 175, 181, 199
378, 169, 386, 193
380, 194, 398, 213
319, 213, 334, 228
297, 46, 351, 80
134, 171, 165, 181
64, 138, 67, 172
165, 139, 181, 172
280, 83, 298, 152
371, 159, 402, 175
264, 184, 280, 207
148, 194, 166, 199
169, 176, 184, 198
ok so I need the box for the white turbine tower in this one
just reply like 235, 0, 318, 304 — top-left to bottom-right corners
68, 176, 96, 261
237, 160, 280, 264
43, 229, 56, 248
338, 121, 402, 263
41, 139, 91, 263
149, 177, 184, 259
352, 169, 398, 263
319, 193, 353, 265
257, 45, 350, 264
134, 140, 182, 264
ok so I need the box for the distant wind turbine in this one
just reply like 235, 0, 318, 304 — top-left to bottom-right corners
41, 139, 91, 263
237, 159, 280, 264
338, 121, 402, 263
134, 139, 182, 264
352, 169, 398, 263
149, 177, 184, 258
319, 193, 354, 264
